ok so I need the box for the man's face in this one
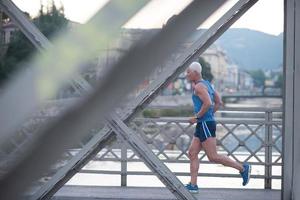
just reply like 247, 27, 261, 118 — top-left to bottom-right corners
186, 68, 195, 81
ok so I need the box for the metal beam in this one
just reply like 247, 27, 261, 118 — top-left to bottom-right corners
0, 0, 92, 94
130, 0, 259, 112
107, 113, 196, 200
0, 0, 50, 50
0, 0, 151, 199
0, 0, 149, 151
0, 1, 225, 199
32, 127, 117, 200
283, 0, 296, 199
293, 0, 300, 198
32, 0, 259, 199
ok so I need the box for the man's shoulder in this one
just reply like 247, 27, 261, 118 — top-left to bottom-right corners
195, 82, 207, 91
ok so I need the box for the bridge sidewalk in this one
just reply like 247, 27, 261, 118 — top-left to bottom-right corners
51, 185, 281, 200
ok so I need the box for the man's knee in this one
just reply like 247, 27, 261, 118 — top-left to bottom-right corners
207, 154, 221, 163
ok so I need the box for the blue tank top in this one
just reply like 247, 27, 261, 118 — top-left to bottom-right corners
192, 80, 215, 122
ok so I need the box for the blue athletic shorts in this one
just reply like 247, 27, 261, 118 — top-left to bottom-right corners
194, 121, 216, 142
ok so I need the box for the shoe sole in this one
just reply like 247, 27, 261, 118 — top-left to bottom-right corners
189, 190, 199, 194
244, 165, 252, 186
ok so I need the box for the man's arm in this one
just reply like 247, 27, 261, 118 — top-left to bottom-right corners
213, 90, 223, 113
195, 83, 212, 118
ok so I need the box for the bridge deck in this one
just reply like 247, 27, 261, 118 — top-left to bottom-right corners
51, 186, 281, 200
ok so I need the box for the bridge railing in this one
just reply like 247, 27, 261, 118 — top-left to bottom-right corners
0, 106, 282, 189
82, 106, 282, 189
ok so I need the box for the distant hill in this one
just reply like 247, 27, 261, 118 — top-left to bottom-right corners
215, 28, 283, 70
123, 28, 283, 71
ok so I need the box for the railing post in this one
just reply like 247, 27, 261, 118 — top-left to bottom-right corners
264, 110, 273, 189
120, 139, 127, 186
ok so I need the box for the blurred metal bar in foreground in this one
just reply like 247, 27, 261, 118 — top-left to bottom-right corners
32, 0, 258, 199
0, 0, 92, 98
0, 1, 225, 199
0, 0, 150, 199
0, 0, 148, 154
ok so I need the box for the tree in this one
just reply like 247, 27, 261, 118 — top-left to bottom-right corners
248, 69, 266, 88
1, 11, 10, 22
275, 73, 283, 88
0, 0, 68, 84
35, 1, 68, 39
199, 57, 214, 82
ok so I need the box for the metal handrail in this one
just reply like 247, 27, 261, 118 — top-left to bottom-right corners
82, 107, 282, 189
0, 107, 282, 189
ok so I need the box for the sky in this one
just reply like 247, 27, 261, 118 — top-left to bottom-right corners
11, 0, 283, 36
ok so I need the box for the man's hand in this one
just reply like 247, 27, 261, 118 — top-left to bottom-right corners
189, 116, 197, 124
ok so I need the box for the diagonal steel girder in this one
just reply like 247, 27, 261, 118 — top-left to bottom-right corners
0, 0, 151, 197
0, 0, 91, 94
0, 0, 50, 50
0, 0, 149, 151
106, 113, 195, 200
0, 1, 226, 199
32, 0, 259, 199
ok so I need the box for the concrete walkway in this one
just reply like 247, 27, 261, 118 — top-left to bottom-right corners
52, 186, 281, 200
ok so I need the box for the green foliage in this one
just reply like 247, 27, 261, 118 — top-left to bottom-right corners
34, 1, 68, 39
248, 69, 266, 88
0, 0, 68, 84
143, 107, 194, 118
199, 57, 214, 82
275, 73, 283, 88
0, 30, 35, 81
1, 11, 9, 21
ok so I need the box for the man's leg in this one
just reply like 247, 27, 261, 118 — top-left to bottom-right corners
202, 137, 244, 172
188, 136, 202, 185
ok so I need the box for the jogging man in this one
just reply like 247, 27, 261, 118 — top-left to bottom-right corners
184, 61, 251, 193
